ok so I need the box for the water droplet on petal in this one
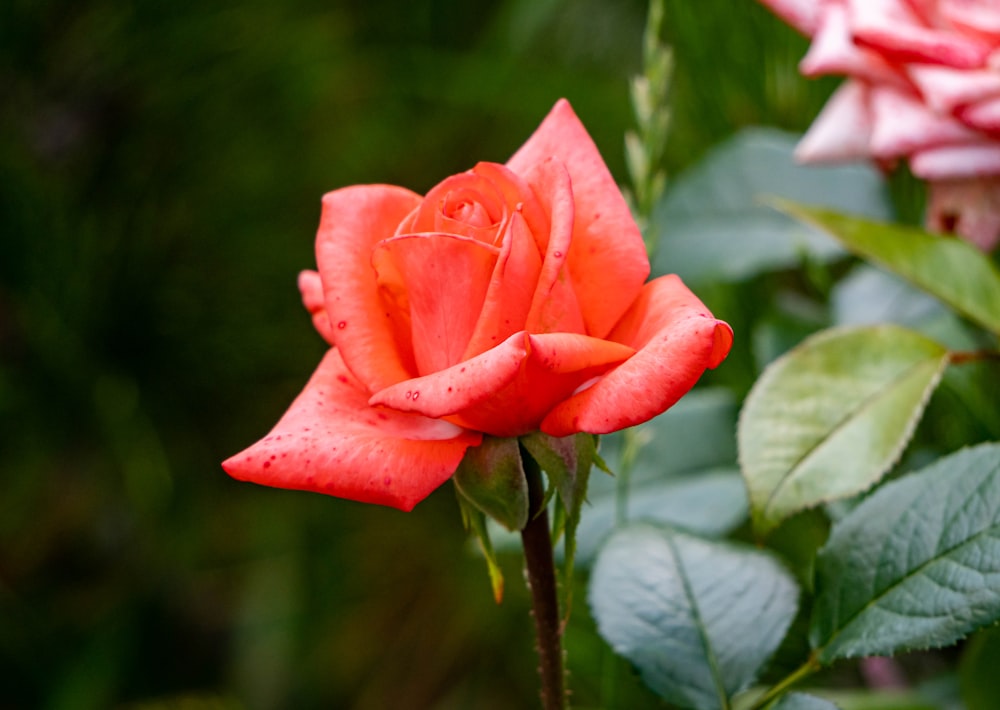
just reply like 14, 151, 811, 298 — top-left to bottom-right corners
553, 250, 563, 258
411, 391, 419, 400
405, 391, 412, 399
337, 321, 347, 329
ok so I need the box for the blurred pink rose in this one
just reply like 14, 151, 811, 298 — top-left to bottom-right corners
760, 0, 1000, 250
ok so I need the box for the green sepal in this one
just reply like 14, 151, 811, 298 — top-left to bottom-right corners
454, 435, 528, 532
456, 492, 505, 603
520, 432, 598, 609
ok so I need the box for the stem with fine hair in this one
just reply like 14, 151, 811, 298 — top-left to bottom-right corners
520, 449, 565, 710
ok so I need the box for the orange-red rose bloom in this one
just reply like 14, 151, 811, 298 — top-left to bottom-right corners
223, 100, 732, 511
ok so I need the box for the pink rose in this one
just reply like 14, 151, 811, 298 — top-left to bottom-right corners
223, 100, 732, 511
759, 0, 1000, 249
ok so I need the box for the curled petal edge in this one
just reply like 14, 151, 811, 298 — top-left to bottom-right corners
539, 275, 733, 436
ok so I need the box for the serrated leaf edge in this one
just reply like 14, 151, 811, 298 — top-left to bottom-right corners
738, 324, 949, 536
813, 443, 1000, 662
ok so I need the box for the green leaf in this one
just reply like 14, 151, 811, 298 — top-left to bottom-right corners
574, 388, 745, 565
589, 524, 799, 710
453, 436, 528, 532
810, 442, 1000, 662
771, 693, 840, 710
773, 202, 1000, 336
652, 128, 891, 284
577, 469, 747, 565
739, 325, 949, 536
832, 265, 948, 330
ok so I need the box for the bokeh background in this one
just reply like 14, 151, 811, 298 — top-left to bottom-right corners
0, 1, 888, 708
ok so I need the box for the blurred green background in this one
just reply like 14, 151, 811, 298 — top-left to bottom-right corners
0, 1, 839, 707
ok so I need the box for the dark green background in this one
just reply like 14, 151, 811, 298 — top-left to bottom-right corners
0, 1, 830, 707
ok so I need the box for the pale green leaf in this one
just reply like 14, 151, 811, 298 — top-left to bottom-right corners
811, 443, 1000, 662
589, 524, 799, 710
773, 202, 1000, 336
739, 325, 949, 536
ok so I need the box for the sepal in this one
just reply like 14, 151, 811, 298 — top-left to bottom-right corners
454, 436, 529, 532
456, 493, 505, 603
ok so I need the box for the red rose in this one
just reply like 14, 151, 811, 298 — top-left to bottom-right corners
759, 0, 1000, 249
223, 100, 732, 511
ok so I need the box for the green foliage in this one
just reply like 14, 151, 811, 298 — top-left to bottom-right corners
739, 325, 949, 536
6, 0, 999, 706
810, 443, 1000, 662
960, 626, 1000, 710
592, 98, 1000, 710
651, 129, 890, 284
578, 389, 746, 562
771, 694, 840, 710
589, 524, 799, 710
773, 203, 1000, 336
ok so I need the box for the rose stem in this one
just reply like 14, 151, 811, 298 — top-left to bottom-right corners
520, 448, 566, 710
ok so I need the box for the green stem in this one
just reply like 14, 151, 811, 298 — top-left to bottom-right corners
748, 655, 821, 710
521, 450, 566, 710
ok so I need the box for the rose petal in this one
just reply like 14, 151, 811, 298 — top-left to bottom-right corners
462, 211, 543, 360
472, 162, 552, 249
957, 94, 1000, 135
523, 157, 586, 335
370, 331, 530, 421
849, 0, 993, 69
298, 270, 335, 345
926, 176, 1000, 250
318, 185, 423, 391
508, 99, 649, 338
941, 0, 1000, 44
371, 331, 635, 437
222, 349, 481, 512
796, 81, 876, 163
908, 65, 1000, 118
756, 0, 823, 36
372, 232, 499, 375
452, 332, 636, 437
801, 3, 910, 88
404, 171, 507, 244
870, 85, 983, 158
540, 275, 733, 436
910, 141, 1000, 178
